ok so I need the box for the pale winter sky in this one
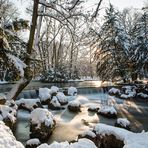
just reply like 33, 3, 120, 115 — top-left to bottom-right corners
11, 0, 145, 20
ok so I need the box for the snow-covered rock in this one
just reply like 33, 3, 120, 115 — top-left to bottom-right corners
0, 121, 24, 148
93, 123, 148, 148
5, 100, 18, 110
39, 88, 51, 103
16, 98, 42, 111
48, 96, 64, 110
30, 108, 55, 129
88, 104, 100, 112
56, 92, 68, 105
37, 138, 97, 148
108, 88, 120, 96
68, 100, 81, 112
137, 93, 148, 99
26, 138, 40, 148
0, 105, 16, 124
30, 108, 56, 141
68, 87, 77, 96
115, 118, 131, 130
120, 86, 136, 99
98, 106, 117, 118
50, 86, 59, 94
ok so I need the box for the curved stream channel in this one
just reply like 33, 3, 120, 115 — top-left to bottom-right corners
14, 87, 148, 145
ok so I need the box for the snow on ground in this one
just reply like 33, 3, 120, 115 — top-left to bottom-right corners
30, 108, 55, 129
51, 86, 59, 94
56, 92, 68, 104
39, 88, 51, 101
37, 138, 96, 148
98, 106, 117, 115
94, 123, 148, 148
0, 121, 24, 148
68, 87, 77, 96
0, 105, 16, 123
109, 88, 120, 95
26, 138, 40, 146
137, 93, 148, 99
117, 118, 130, 127
16, 98, 41, 111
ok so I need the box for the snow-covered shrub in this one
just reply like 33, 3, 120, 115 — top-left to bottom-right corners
56, 92, 68, 105
98, 106, 117, 118
68, 87, 77, 96
0, 121, 24, 148
30, 108, 56, 141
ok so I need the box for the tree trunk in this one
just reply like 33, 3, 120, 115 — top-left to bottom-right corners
6, 0, 39, 100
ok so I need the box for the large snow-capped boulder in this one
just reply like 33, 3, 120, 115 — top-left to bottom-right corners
115, 118, 131, 130
30, 108, 56, 142
98, 106, 117, 118
50, 86, 59, 96
39, 88, 51, 104
26, 138, 41, 148
89, 123, 148, 148
0, 105, 17, 130
68, 100, 81, 112
0, 121, 24, 148
48, 96, 64, 110
56, 92, 68, 105
37, 138, 97, 148
68, 87, 77, 96
16, 98, 42, 111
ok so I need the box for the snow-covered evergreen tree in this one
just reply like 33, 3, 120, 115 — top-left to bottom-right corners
95, 4, 130, 82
